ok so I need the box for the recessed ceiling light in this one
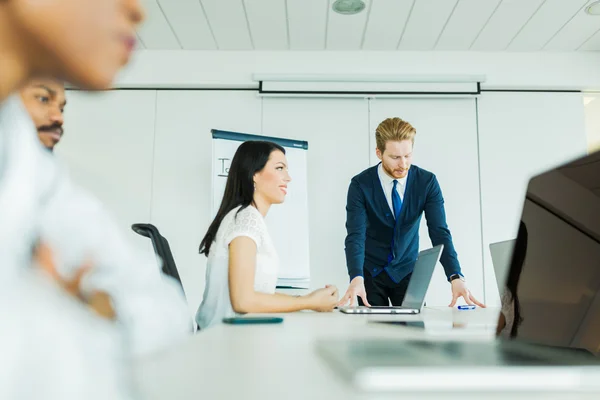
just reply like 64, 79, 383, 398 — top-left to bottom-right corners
586, 1, 600, 15
332, 0, 366, 15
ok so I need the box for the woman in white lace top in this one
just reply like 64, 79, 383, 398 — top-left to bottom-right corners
196, 141, 339, 329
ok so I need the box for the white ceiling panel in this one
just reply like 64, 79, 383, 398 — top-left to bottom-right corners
287, 0, 328, 50
435, 0, 501, 50
137, 0, 181, 49
508, 0, 589, 51
200, 0, 253, 49
134, 0, 600, 52
580, 27, 600, 51
244, 0, 288, 50
471, 0, 545, 51
157, 0, 216, 50
398, 0, 458, 50
326, 0, 371, 50
545, 1, 600, 51
362, 0, 413, 50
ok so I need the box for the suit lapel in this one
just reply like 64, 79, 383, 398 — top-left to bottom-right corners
397, 167, 413, 223
371, 163, 395, 225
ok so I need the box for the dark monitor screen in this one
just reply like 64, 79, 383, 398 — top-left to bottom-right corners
505, 151, 600, 357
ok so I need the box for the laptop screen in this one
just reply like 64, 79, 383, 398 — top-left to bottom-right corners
402, 245, 443, 310
504, 151, 600, 356
489, 239, 515, 294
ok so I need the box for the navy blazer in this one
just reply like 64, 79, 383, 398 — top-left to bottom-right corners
344, 164, 462, 283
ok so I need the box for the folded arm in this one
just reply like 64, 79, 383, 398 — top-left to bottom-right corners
39, 169, 192, 357
227, 236, 319, 313
228, 234, 339, 313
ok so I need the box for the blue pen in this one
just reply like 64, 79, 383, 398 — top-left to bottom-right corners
457, 305, 476, 310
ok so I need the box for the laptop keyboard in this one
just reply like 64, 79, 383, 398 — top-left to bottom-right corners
350, 340, 558, 366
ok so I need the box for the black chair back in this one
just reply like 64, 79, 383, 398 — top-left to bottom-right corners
131, 223, 185, 297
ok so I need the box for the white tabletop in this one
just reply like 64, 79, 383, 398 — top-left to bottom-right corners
134, 307, 599, 400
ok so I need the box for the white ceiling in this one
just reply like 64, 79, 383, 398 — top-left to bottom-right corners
136, 0, 600, 51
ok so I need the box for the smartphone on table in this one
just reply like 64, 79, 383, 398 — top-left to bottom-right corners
222, 316, 284, 325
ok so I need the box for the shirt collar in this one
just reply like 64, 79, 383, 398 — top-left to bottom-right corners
377, 163, 408, 187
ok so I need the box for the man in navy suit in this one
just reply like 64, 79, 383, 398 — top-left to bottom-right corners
339, 117, 485, 308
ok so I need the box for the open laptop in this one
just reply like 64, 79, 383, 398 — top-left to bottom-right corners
317, 150, 600, 392
338, 245, 443, 315
489, 239, 515, 293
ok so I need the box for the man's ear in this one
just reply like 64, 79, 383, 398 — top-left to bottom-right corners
375, 147, 383, 161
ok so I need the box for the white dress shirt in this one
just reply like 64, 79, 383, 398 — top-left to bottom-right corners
0, 96, 192, 357
0, 96, 46, 278
0, 96, 135, 399
0, 270, 135, 400
377, 163, 407, 217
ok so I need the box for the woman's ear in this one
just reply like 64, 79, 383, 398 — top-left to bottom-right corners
253, 171, 260, 188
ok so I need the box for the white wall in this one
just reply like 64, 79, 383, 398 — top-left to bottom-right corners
117, 51, 600, 91
584, 93, 600, 153
477, 92, 588, 306
59, 90, 157, 256
59, 87, 589, 313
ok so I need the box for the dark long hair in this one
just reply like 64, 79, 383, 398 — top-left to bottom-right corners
199, 140, 285, 256
507, 220, 528, 338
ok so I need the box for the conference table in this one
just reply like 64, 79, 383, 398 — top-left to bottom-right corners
134, 307, 599, 399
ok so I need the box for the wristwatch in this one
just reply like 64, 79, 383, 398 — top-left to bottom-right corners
449, 273, 465, 283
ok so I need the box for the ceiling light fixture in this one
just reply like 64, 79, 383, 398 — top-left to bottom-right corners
585, 1, 600, 15
332, 0, 366, 15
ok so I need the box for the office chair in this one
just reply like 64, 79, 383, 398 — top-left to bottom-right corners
131, 223, 186, 298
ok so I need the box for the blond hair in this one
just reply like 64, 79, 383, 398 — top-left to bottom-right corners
375, 117, 416, 153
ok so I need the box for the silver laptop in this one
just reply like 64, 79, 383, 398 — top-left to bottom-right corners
489, 239, 515, 293
338, 245, 443, 315
317, 151, 600, 392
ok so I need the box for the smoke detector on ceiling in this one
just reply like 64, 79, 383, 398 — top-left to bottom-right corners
332, 0, 366, 15
586, 1, 600, 15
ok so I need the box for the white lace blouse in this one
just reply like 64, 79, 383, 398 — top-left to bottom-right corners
195, 205, 279, 329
